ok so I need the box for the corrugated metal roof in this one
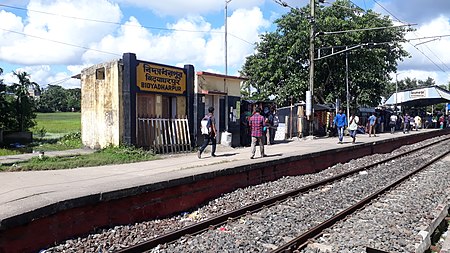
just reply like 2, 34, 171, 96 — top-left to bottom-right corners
385, 86, 450, 107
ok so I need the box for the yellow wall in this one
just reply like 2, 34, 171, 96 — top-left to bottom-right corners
81, 60, 123, 149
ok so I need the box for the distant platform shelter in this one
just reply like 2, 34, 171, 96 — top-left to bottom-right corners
385, 86, 450, 107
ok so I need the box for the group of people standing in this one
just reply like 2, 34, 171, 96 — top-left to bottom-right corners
198, 105, 447, 158
333, 109, 435, 144
389, 113, 424, 134
198, 106, 278, 159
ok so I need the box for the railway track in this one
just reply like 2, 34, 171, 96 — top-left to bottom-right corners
273, 144, 450, 253
116, 136, 450, 253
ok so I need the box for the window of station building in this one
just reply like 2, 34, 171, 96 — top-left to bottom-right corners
96, 67, 105, 80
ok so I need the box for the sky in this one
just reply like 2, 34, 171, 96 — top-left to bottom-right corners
1, 0, 450, 90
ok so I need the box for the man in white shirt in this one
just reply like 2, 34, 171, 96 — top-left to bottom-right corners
389, 113, 398, 134
414, 115, 421, 131
348, 112, 359, 144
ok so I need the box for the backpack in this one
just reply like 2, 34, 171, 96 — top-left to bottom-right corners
200, 116, 212, 135
273, 115, 279, 127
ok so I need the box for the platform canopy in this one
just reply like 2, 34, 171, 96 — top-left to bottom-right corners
385, 86, 450, 107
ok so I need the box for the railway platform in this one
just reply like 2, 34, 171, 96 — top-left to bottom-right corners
0, 128, 448, 253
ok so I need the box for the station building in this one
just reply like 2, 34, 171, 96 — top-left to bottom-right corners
80, 53, 244, 153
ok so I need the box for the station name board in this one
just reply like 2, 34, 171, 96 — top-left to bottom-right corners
410, 89, 426, 98
136, 63, 186, 94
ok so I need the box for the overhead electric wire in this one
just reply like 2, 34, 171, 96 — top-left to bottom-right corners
274, 0, 449, 73
371, 0, 449, 72
0, 28, 122, 57
0, 3, 216, 33
272, 0, 307, 16
410, 44, 446, 72
370, 0, 408, 24
46, 77, 73, 86
319, 23, 416, 35
0, 3, 253, 45
318, 34, 450, 50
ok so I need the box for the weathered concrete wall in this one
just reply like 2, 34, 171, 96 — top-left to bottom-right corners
81, 60, 124, 149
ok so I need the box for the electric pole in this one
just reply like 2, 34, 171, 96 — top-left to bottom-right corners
308, 0, 315, 137
224, 0, 231, 131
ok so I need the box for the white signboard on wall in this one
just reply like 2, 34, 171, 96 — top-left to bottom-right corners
410, 89, 427, 99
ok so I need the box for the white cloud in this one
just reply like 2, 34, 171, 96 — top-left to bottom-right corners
0, 0, 122, 65
399, 15, 450, 85
374, 0, 450, 24
115, 0, 265, 16
12, 0, 449, 91
227, 7, 269, 69
3, 65, 81, 89
0, 1, 270, 88
84, 7, 269, 74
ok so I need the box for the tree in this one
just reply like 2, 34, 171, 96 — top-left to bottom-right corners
0, 67, 11, 129
418, 77, 435, 87
66, 88, 81, 111
9, 71, 40, 131
38, 85, 68, 112
382, 76, 438, 99
37, 86, 81, 112
240, 0, 409, 108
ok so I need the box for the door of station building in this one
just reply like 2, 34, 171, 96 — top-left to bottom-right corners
204, 94, 224, 131
136, 93, 190, 153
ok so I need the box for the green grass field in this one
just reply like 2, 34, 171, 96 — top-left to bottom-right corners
34, 112, 81, 134
0, 112, 159, 168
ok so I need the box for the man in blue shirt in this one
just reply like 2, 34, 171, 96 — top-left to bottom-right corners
333, 109, 348, 144
368, 112, 377, 137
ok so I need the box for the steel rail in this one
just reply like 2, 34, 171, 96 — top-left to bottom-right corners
118, 137, 450, 253
270, 148, 450, 253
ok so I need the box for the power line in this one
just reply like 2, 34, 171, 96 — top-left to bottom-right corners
318, 34, 450, 51
0, 3, 216, 33
272, 0, 307, 16
316, 35, 450, 68
0, 3, 254, 45
410, 44, 446, 72
408, 34, 450, 41
371, 0, 449, 73
0, 28, 122, 56
318, 23, 416, 36
419, 43, 450, 71
370, 0, 408, 24
46, 77, 74, 86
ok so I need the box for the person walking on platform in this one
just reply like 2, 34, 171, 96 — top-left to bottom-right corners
368, 112, 377, 137
348, 112, 359, 144
249, 107, 266, 159
198, 107, 217, 159
389, 113, 398, 134
403, 113, 410, 133
414, 115, 421, 131
333, 109, 347, 144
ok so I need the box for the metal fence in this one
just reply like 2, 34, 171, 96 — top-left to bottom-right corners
137, 116, 191, 154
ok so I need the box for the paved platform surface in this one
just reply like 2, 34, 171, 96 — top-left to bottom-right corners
0, 129, 440, 223
0, 148, 95, 165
